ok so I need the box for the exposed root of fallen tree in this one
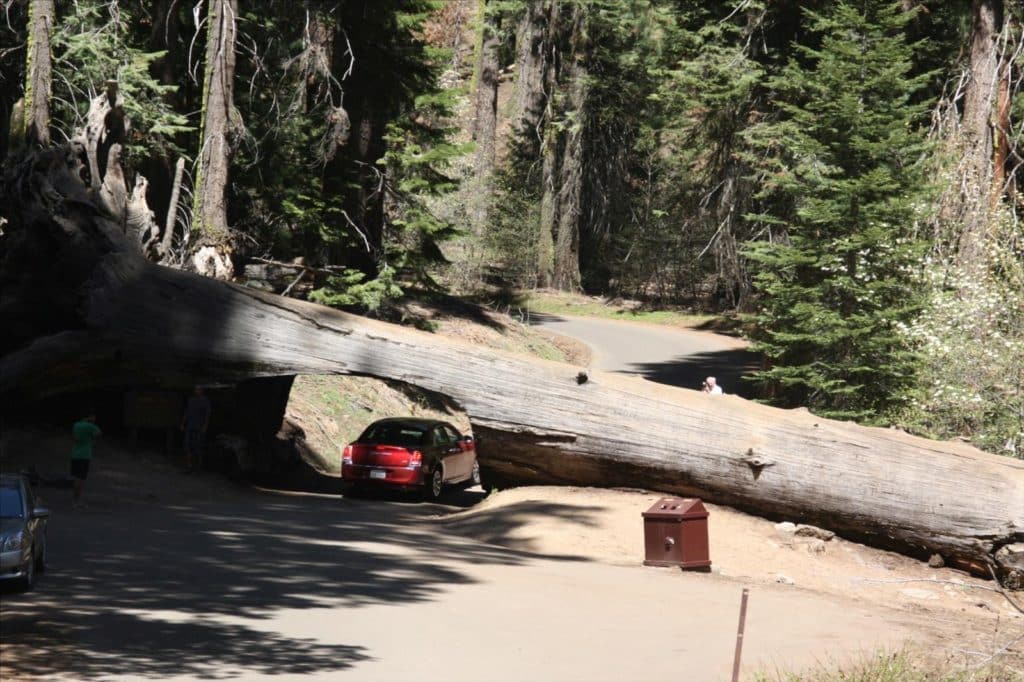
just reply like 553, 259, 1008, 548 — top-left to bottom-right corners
1, 93, 1022, 586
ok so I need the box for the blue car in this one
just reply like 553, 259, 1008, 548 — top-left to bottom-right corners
0, 474, 49, 591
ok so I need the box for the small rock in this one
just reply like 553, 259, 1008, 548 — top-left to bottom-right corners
774, 522, 796, 534
927, 553, 945, 568
774, 573, 795, 585
794, 524, 835, 541
805, 539, 827, 554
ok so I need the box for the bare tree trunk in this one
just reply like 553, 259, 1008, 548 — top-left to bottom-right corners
3, 133, 1023, 585
511, 0, 548, 149
536, 0, 565, 288
150, 0, 183, 97
470, 1, 500, 238
552, 29, 585, 292
535, 0, 587, 292
349, 112, 386, 270
22, 0, 54, 147
992, 55, 1011, 204
190, 0, 238, 280
148, 156, 186, 261
509, 0, 563, 287
957, 0, 1003, 266
537, 120, 559, 288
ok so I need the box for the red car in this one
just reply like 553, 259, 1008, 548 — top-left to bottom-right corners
341, 418, 480, 499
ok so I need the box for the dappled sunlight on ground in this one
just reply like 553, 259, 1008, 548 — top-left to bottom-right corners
0, 428, 592, 679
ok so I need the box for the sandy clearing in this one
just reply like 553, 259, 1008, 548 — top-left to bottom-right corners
436, 487, 1022, 659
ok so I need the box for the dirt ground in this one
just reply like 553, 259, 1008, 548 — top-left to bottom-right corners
442, 486, 1022, 641
1, 427, 1021, 680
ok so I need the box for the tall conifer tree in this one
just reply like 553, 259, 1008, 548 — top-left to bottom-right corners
744, 0, 932, 421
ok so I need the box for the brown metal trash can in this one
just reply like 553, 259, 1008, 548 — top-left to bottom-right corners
642, 497, 711, 570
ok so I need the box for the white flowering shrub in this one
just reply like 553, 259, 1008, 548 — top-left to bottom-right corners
898, 246, 1024, 457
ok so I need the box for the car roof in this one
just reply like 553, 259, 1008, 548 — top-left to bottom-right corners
0, 473, 26, 486
367, 417, 447, 428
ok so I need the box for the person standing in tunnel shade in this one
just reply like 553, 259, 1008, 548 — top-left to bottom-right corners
70, 413, 101, 508
702, 376, 723, 395
181, 386, 212, 473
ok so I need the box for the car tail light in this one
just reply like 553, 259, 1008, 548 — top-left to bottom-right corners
407, 451, 422, 469
342, 445, 353, 466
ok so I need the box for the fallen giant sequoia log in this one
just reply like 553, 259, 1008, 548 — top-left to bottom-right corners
1, 121, 1022, 585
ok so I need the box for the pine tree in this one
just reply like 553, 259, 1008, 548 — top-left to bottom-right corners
49, 1, 191, 161
743, 0, 933, 421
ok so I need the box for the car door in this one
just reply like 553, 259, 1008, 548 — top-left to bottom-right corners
442, 424, 472, 480
432, 425, 463, 481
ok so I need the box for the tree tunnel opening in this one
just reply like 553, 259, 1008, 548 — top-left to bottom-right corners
284, 373, 470, 476
1, 373, 473, 490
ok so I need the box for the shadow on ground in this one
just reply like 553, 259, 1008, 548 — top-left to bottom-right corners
629, 348, 762, 399
0, 432, 599, 679
527, 312, 762, 398
392, 287, 508, 332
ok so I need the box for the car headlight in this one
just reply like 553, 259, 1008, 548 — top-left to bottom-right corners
1, 531, 25, 552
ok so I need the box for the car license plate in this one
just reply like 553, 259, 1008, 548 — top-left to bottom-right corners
370, 469, 387, 480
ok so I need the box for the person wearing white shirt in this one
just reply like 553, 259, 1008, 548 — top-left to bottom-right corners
702, 376, 723, 395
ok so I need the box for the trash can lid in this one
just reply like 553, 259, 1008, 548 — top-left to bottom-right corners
642, 497, 709, 520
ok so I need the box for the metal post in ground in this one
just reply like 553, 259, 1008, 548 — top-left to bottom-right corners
731, 588, 750, 682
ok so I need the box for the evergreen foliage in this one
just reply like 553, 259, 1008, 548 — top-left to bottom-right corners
619, 1, 770, 304
743, 1, 933, 421
51, 1, 191, 160
229, 0, 467, 310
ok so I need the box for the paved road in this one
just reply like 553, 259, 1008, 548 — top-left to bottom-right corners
0, 438, 925, 682
531, 314, 761, 398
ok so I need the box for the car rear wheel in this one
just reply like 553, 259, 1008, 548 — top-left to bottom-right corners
424, 466, 444, 501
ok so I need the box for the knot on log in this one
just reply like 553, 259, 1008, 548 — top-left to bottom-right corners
576, 371, 589, 385
744, 448, 775, 480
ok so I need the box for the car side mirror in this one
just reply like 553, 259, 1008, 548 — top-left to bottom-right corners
31, 506, 50, 519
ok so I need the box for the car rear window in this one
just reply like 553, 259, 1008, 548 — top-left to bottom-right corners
0, 486, 23, 519
358, 424, 429, 447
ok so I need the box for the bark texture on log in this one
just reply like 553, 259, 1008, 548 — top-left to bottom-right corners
3, 138, 1024, 585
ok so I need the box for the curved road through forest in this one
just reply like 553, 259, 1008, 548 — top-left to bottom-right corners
531, 313, 761, 398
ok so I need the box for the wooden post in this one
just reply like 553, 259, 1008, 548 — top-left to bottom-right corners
731, 588, 749, 682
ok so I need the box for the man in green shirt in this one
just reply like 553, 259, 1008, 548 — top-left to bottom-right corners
70, 413, 101, 508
